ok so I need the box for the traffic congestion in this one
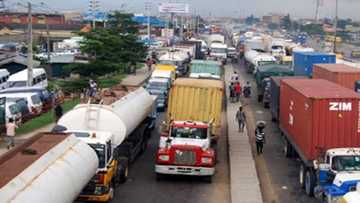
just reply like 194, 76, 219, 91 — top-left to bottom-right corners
0, 1, 360, 203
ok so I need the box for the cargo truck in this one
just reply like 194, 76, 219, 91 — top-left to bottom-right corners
293, 52, 336, 77
0, 132, 98, 203
57, 86, 156, 202
189, 60, 222, 80
279, 79, 360, 202
155, 78, 223, 182
255, 64, 293, 105
313, 64, 360, 90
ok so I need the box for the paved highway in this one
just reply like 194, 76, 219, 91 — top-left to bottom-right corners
114, 112, 230, 203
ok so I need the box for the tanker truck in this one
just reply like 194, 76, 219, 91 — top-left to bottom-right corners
155, 78, 223, 182
0, 132, 98, 203
57, 86, 156, 202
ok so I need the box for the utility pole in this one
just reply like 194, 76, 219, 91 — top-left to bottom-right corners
27, 2, 33, 86
314, 0, 320, 22
333, 0, 338, 53
145, 2, 151, 40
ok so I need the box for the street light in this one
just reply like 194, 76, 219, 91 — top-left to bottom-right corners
333, 0, 338, 53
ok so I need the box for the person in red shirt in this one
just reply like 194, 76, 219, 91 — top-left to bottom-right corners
234, 82, 242, 102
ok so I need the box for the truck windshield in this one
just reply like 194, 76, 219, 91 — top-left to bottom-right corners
332, 156, 360, 171
171, 127, 207, 139
89, 144, 106, 169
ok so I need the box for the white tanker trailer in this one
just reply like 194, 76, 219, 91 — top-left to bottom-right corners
0, 133, 98, 203
57, 86, 156, 202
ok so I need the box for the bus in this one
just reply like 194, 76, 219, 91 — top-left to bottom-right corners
8, 68, 48, 88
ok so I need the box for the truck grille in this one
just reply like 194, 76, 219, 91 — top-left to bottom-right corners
174, 150, 196, 165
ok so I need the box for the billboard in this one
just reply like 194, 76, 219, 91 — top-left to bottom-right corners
158, 3, 189, 13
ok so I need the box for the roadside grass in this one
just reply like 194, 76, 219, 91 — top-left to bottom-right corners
17, 99, 80, 135
98, 73, 125, 88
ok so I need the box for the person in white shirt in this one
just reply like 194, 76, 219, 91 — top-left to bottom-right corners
5, 118, 18, 150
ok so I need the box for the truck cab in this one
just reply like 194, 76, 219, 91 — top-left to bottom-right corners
314, 148, 360, 202
155, 121, 215, 182
67, 131, 127, 202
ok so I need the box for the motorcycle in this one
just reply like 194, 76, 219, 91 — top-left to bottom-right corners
243, 86, 251, 98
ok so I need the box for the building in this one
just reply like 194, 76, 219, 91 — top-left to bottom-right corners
262, 14, 283, 24
0, 12, 65, 25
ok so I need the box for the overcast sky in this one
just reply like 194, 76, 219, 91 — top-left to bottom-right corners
22, 0, 360, 20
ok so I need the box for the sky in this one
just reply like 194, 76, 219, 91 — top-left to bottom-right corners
18, 0, 360, 20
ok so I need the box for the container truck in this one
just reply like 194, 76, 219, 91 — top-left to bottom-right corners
155, 78, 224, 182
293, 52, 336, 77
245, 50, 277, 74
313, 64, 360, 91
57, 86, 156, 202
0, 132, 98, 203
189, 60, 221, 80
279, 78, 360, 202
269, 76, 305, 122
209, 42, 228, 61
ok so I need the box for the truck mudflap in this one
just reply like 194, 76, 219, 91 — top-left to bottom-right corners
155, 164, 215, 176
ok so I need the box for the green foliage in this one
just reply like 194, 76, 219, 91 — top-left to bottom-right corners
68, 11, 146, 78
17, 99, 80, 135
301, 23, 324, 35
281, 14, 292, 30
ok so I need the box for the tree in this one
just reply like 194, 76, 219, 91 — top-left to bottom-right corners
281, 14, 292, 30
300, 23, 324, 35
68, 11, 147, 77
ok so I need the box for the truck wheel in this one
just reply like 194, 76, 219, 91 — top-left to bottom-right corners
116, 158, 129, 184
299, 164, 306, 188
305, 169, 316, 196
283, 139, 293, 158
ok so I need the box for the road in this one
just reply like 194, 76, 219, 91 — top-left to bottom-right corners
234, 61, 319, 203
114, 112, 230, 203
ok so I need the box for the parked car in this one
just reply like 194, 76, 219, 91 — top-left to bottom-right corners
5, 100, 22, 125
0, 92, 42, 116
6, 98, 31, 123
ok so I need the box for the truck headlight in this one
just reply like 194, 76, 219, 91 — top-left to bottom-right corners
158, 155, 169, 161
201, 157, 212, 164
94, 186, 104, 195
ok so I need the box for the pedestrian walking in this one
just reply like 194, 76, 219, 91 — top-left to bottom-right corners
230, 71, 239, 83
5, 118, 18, 150
255, 121, 266, 155
146, 58, 153, 72
229, 82, 235, 102
89, 79, 98, 97
235, 106, 246, 132
234, 82, 242, 102
54, 104, 63, 123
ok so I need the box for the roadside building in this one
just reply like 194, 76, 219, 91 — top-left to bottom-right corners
0, 52, 40, 74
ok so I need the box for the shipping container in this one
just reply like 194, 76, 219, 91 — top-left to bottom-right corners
313, 64, 360, 90
279, 79, 360, 163
189, 60, 221, 79
293, 52, 336, 77
166, 78, 223, 137
269, 76, 305, 121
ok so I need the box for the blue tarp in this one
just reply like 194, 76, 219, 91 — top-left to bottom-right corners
132, 16, 166, 27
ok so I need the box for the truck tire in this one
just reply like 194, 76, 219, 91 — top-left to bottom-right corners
283, 139, 293, 158
116, 158, 129, 184
305, 169, 316, 196
299, 164, 306, 189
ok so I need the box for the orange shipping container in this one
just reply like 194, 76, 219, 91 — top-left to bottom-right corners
313, 64, 360, 90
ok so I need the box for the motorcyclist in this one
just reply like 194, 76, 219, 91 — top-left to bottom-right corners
243, 81, 251, 97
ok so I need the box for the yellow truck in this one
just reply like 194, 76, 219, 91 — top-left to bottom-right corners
155, 78, 224, 182
325, 35, 342, 43
155, 64, 176, 72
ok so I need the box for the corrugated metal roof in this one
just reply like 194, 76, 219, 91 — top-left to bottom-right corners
281, 78, 360, 99
173, 78, 224, 89
314, 64, 360, 73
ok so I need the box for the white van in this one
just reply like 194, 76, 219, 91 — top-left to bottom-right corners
0, 69, 10, 90
0, 92, 42, 116
5, 101, 22, 124
8, 68, 48, 88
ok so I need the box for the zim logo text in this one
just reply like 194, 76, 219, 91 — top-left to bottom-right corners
329, 102, 352, 111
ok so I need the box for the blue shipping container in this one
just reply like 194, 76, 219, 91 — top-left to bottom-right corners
293, 52, 336, 77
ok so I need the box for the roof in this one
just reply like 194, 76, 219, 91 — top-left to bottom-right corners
314, 64, 360, 73
0, 133, 68, 188
281, 79, 360, 99
190, 64, 221, 76
49, 54, 75, 64
173, 78, 224, 89
191, 60, 221, 66
294, 51, 335, 56
271, 76, 305, 86
8, 68, 45, 82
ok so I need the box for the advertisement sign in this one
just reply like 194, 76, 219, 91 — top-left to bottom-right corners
158, 3, 189, 13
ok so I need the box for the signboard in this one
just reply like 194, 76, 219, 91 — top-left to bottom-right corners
158, 3, 189, 13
